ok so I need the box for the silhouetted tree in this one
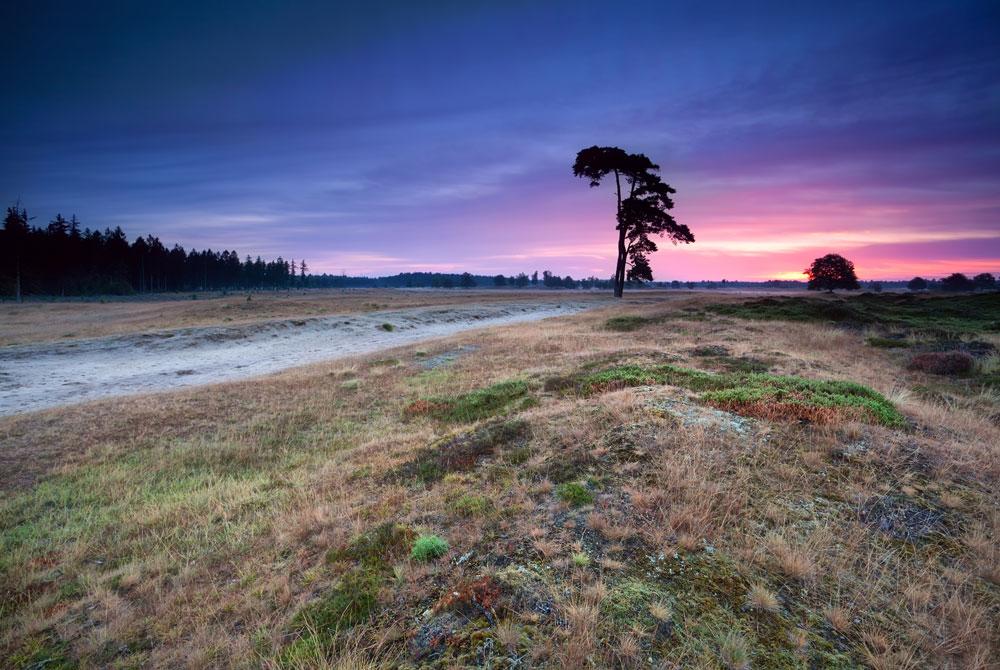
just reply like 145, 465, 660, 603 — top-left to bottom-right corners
805, 254, 860, 292
514, 272, 529, 288
3, 206, 30, 302
542, 270, 561, 288
531, 271, 538, 286
493, 274, 507, 287
973, 272, 996, 291
940, 273, 974, 292
573, 146, 693, 297
459, 272, 476, 288
908, 276, 928, 291
300, 260, 308, 287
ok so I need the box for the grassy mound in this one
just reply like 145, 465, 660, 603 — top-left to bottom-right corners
579, 364, 905, 427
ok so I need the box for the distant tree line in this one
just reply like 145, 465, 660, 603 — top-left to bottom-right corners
304, 270, 615, 290
2, 206, 309, 299
907, 273, 996, 292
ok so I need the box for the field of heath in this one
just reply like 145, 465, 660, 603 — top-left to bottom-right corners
1, 291, 998, 669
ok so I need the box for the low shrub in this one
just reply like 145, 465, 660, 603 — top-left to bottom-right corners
907, 351, 974, 375
411, 534, 449, 561
379, 322, 395, 332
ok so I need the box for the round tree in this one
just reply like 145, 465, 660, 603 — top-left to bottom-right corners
907, 276, 928, 291
972, 272, 996, 291
805, 254, 860, 292
940, 273, 974, 292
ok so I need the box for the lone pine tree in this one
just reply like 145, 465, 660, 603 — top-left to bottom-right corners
573, 146, 693, 297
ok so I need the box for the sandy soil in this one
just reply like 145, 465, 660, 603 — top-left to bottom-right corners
0, 300, 599, 416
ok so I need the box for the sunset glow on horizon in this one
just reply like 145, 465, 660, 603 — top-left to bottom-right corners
2, 1, 998, 281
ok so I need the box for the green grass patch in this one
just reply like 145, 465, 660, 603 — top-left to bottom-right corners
379, 322, 395, 332
707, 293, 1000, 335
411, 534, 449, 561
556, 481, 594, 507
579, 364, 905, 427
404, 379, 532, 422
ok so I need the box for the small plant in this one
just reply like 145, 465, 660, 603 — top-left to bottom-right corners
379, 322, 395, 331
746, 582, 780, 613
556, 482, 594, 507
571, 552, 591, 567
411, 534, 449, 561
716, 629, 751, 670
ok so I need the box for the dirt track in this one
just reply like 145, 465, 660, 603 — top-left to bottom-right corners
0, 300, 596, 416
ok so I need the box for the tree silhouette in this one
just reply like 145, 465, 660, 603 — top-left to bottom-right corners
940, 273, 974, 292
4, 206, 30, 302
973, 272, 996, 291
459, 272, 476, 288
493, 274, 507, 287
573, 146, 693, 297
907, 276, 928, 291
805, 254, 860, 292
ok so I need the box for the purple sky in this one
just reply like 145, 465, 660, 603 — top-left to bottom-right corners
2, 1, 999, 280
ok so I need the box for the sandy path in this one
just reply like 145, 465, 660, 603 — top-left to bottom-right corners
0, 301, 596, 416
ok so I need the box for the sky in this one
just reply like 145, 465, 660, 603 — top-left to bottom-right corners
2, 0, 999, 281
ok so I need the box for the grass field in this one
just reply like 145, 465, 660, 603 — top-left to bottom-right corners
1, 291, 998, 668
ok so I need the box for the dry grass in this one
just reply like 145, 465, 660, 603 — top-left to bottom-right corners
0, 287, 609, 347
1, 291, 997, 668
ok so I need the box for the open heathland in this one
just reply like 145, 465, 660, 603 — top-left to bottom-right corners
1, 290, 997, 668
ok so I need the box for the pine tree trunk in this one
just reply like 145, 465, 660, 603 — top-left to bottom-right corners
614, 226, 627, 298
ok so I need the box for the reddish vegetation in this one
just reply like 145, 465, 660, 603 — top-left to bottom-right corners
403, 399, 453, 419
705, 399, 861, 424
433, 576, 503, 616
907, 351, 975, 375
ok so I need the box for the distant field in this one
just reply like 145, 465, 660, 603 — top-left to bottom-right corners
1, 291, 997, 668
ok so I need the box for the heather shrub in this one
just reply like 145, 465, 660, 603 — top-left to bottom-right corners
907, 351, 975, 375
